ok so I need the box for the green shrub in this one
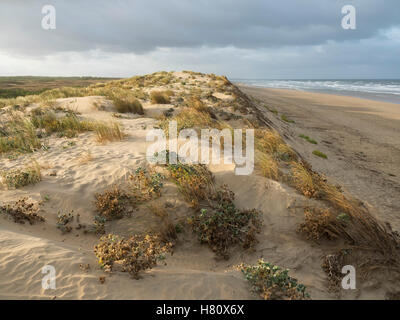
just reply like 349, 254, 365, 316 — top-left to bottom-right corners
240, 259, 310, 300
189, 185, 262, 258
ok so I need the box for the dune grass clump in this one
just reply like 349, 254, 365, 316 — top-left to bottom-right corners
166, 163, 214, 207
292, 161, 400, 283
1, 161, 41, 189
31, 109, 94, 138
298, 208, 342, 241
148, 204, 179, 245
290, 161, 319, 198
190, 185, 262, 259
159, 107, 217, 135
299, 134, 317, 144
0, 198, 45, 225
255, 129, 297, 162
94, 122, 124, 143
109, 90, 144, 114
313, 150, 327, 159
255, 152, 280, 181
94, 233, 172, 279
240, 259, 310, 300
150, 91, 171, 104
0, 114, 42, 154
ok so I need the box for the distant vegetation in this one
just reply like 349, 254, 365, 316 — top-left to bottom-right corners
0, 76, 118, 99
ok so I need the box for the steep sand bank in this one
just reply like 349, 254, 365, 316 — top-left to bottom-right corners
239, 86, 400, 232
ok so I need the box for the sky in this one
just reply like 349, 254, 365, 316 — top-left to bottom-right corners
0, 0, 399, 79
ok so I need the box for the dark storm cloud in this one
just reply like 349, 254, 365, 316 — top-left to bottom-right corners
0, 0, 399, 55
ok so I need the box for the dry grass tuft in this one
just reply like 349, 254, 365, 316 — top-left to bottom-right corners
110, 90, 144, 114
31, 109, 94, 138
150, 91, 171, 104
255, 129, 297, 162
290, 161, 318, 198
298, 208, 341, 240
255, 151, 280, 181
94, 122, 124, 143
0, 114, 42, 154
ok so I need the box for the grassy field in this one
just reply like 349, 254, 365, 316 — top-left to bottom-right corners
0, 76, 119, 98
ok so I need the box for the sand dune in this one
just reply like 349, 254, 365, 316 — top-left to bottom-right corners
0, 72, 399, 300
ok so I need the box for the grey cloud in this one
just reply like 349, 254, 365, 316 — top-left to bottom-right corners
0, 0, 399, 55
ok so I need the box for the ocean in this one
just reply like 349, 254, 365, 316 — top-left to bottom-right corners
233, 79, 400, 104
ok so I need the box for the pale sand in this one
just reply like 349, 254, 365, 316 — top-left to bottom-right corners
1, 75, 398, 300
239, 86, 400, 232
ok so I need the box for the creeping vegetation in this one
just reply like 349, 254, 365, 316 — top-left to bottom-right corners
95, 186, 131, 221
299, 134, 317, 144
190, 185, 262, 259
0, 198, 45, 225
313, 150, 327, 159
128, 167, 165, 202
1, 161, 41, 189
94, 168, 165, 221
94, 233, 172, 279
56, 211, 74, 234
240, 259, 310, 300
281, 114, 295, 123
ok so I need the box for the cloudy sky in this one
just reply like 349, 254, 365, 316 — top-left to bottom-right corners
0, 0, 399, 78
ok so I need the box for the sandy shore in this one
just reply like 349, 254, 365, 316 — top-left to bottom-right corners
240, 86, 400, 231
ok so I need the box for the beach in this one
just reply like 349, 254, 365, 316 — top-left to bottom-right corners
239, 85, 400, 231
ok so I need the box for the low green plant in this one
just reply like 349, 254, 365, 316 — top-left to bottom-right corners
281, 114, 295, 123
128, 167, 165, 202
240, 259, 310, 300
312, 150, 327, 159
56, 211, 74, 234
189, 185, 262, 258
299, 134, 317, 144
